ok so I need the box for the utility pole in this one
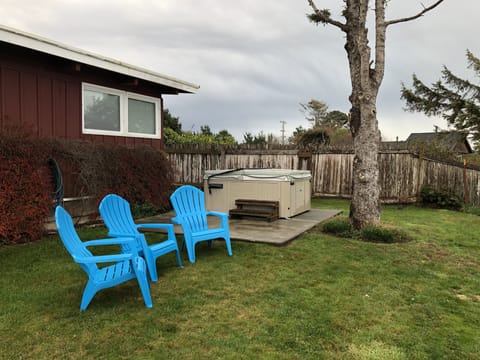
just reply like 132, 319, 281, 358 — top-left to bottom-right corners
280, 120, 286, 145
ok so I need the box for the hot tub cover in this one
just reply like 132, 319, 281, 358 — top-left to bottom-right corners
204, 168, 311, 182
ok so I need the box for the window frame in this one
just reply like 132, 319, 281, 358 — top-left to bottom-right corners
82, 83, 161, 139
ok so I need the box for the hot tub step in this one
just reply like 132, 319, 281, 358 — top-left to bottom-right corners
229, 199, 279, 222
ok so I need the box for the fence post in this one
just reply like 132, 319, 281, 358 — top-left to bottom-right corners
464, 159, 468, 205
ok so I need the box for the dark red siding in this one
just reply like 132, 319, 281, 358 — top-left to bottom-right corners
0, 42, 166, 148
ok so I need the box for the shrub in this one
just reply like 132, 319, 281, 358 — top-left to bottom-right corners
418, 185, 463, 210
322, 218, 354, 237
322, 218, 411, 244
131, 202, 159, 219
0, 128, 175, 245
463, 205, 480, 216
84, 143, 175, 210
47, 140, 175, 212
0, 133, 52, 244
359, 225, 410, 244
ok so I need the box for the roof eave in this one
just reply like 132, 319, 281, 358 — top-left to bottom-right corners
0, 24, 200, 94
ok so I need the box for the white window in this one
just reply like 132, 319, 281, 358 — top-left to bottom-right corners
82, 83, 161, 138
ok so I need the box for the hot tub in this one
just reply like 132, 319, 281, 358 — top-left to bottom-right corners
204, 168, 311, 218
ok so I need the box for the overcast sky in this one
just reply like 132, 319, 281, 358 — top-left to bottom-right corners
2, 0, 479, 142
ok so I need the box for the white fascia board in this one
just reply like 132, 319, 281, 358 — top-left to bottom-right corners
0, 24, 199, 94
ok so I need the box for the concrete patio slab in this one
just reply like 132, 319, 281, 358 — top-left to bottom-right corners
138, 208, 342, 246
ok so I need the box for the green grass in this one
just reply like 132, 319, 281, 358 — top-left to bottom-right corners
1, 199, 480, 359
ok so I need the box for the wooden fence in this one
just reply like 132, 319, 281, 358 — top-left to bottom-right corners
165, 145, 480, 205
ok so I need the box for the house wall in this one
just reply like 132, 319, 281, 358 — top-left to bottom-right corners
0, 42, 165, 148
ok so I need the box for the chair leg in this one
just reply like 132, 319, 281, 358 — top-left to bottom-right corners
186, 241, 196, 264
80, 281, 98, 311
175, 248, 184, 268
224, 236, 233, 256
143, 249, 158, 282
133, 257, 153, 309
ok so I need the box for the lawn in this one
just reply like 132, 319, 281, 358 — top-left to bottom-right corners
1, 199, 480, 359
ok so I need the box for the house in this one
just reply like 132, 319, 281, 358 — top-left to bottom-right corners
406, 131, 473, 154
381, 131, 473, 154
0, 25, 199, 148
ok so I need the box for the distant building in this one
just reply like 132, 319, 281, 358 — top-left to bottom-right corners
406, 131, 473, 154
381, 131, 473, 154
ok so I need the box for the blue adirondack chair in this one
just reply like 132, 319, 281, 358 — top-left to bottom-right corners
99, 194, 183, 283
170, 185, 232, 263
55, 206, 152, 311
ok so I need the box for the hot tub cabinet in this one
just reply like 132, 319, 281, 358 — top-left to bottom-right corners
204, 169, 311, 218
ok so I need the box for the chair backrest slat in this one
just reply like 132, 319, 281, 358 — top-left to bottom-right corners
171, 185, 208, 232
99, 194, 141, 253
55, 206, 97, 275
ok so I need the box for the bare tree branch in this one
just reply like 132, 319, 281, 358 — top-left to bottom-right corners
307, 0, 347, 31
385, 0, 446, 27
374, 0, 387, 86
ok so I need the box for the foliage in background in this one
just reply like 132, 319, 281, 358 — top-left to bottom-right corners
163, 108, 236, 145
402, 50, 480, 148
295, 126, 353, 148
242, 131, 267, 145
418, 185, 463, 210
163, 109, 182, 134
293, 99, 351, 147
299, 99, 349, 129
163, 128, 236, 145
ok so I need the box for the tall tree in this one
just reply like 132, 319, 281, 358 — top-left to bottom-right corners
242, 131, 267, 145
307, 0, 445, 228
163, 109, 182, 134
215, 130, 237, 144
300, 99, 329, 127
401, 50, 480, 147
200, 125, 213, 136
324, 110, 349, 129
289, 125, 307, 144
300, 99, 349, 129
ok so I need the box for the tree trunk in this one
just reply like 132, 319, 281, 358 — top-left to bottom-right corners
345, 0, 382, 228
349, 99, 381, 228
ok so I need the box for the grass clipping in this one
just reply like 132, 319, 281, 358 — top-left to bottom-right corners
322, 218, 411, 243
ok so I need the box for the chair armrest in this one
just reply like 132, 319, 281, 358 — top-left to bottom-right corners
73, 253, 133, 264
83, 237, 136, 247
171, 216, 181, 225
206, 211, 229, 229
206, 211, 229, 218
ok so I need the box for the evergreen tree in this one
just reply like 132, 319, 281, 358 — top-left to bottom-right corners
163, 109, 182, 134
401, 50, 480, 146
